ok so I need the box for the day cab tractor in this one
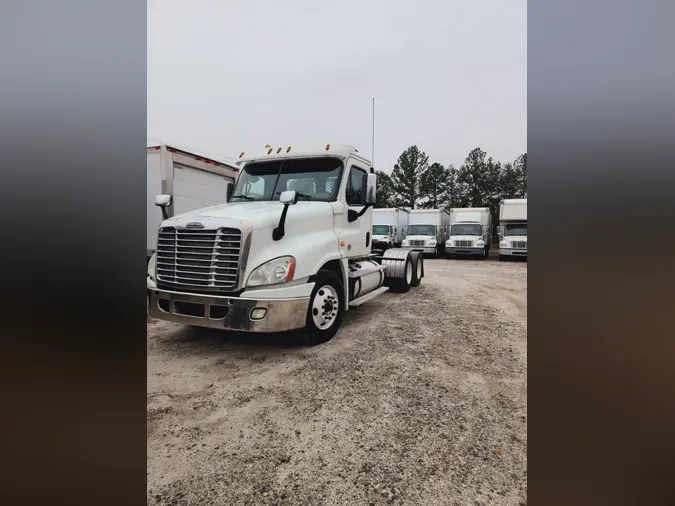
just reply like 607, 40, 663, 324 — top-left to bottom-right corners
147, 144, 424, 345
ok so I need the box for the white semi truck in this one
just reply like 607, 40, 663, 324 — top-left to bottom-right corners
372, 208, 409, 250
402, 209, 451, 257
498, 198, 527, 259
147, 144, 425, 346
445, 207, 492, 259
147, 142, 238, 260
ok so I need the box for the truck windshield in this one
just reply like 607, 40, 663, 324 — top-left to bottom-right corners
231, 157, 343, 202
451, 224, 482, 236
408, 225, 436, 236
372, 225, 390, 235
504, 224, 527, 236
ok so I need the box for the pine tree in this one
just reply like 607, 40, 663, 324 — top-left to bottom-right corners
419, 162, 449, 209
445, 164, 467, 209
500, 162, 520, 199
457, 147, 488, 206
514, 153, 527, 197
390, 145, 429, 209
374, 170, 396, 208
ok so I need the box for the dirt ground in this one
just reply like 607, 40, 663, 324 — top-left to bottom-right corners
147, 259, 527, 506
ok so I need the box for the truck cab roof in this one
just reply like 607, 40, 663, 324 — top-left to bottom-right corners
237, 144, 372, 169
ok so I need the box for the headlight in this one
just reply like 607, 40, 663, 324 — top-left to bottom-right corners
247, 256, 296, 287
475, 240, 485, 246
147, 253, 157, 280
402, 240, 408, 246
500, 241, 508, 247
428, 239, 437, 246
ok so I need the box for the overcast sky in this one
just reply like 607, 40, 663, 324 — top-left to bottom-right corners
148, 0, 526, 172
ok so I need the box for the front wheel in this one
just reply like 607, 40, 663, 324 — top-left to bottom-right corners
299, 270, 344, 346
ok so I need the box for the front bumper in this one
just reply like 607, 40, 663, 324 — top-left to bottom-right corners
147, 281, 310, 332
404, 245, 436, 254
500, 248, 527, 257
445, 246, 484, 256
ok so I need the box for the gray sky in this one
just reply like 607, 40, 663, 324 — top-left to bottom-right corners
148, 0, 526, 172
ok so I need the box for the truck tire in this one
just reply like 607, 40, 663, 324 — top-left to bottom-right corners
299, 270, 344, 346
411, 252, 424, 287
391, 255, 414, 293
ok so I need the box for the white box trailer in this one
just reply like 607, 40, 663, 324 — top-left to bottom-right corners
402, 209, 451, 257
372, 208, 409, 249
147, 142, 238, 259
445, 207, 492, 259
498, 198, 527, 259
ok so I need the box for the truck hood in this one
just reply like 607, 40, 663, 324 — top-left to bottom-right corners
372, 234, 392, 241
163, 200, 326, 230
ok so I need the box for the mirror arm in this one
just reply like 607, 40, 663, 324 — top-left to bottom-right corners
161, 207, 169, 220
273, 205, 291, 241
348, 203, 374, 223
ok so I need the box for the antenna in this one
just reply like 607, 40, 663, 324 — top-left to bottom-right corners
371, 97, 375, 168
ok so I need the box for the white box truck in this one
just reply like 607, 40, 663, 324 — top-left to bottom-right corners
498, 198, 527, 259
147, 143, 425, 346
372, 208, 409, 250
401, 209, 451, 257
445, 207, 492, 259
147, 142, 239, 260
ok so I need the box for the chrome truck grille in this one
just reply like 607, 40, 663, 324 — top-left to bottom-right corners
512, 241, 527, 249
455, 240, 473, 247
409, 240, 426, 247
155, 227, 242, 292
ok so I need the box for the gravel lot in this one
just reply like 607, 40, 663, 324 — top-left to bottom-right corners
147, 258, 527, 506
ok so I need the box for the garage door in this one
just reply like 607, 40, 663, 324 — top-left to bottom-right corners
173, 164, 233, 216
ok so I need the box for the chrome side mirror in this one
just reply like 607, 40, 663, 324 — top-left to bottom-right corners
365, 173, 377, 205
155, 194, 172, 207
279, 190, 298, 205
155, 194, 172, 220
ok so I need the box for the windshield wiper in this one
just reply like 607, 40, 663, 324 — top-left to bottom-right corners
230, 194, 255, 201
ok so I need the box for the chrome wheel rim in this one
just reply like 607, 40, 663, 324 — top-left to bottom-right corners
406, 261, 413, 284
312, 285, 339, 330
416, 257, 422, 279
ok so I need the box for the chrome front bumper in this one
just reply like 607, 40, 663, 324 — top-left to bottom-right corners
404, 245, 436, 254
445, 246, 484, 255
147, 285, 310, 332
500, 248, 528, 257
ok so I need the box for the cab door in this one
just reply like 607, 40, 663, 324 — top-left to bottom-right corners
334, 160, 371, 258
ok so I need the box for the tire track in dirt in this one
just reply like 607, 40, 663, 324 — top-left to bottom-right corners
147, 260, 527, 506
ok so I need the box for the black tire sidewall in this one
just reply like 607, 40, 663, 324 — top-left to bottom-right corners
302, 270, 344, 345
397, 257, 413, 293
411, 253, 423, 287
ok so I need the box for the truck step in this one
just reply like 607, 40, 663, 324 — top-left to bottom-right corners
349, 286, 390, 308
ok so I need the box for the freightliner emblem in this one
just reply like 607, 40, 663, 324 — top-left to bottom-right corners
186, 222, 205, 229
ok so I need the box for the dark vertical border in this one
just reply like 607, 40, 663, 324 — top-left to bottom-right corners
530, 1, 675, 505
0, 2, 146, 505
